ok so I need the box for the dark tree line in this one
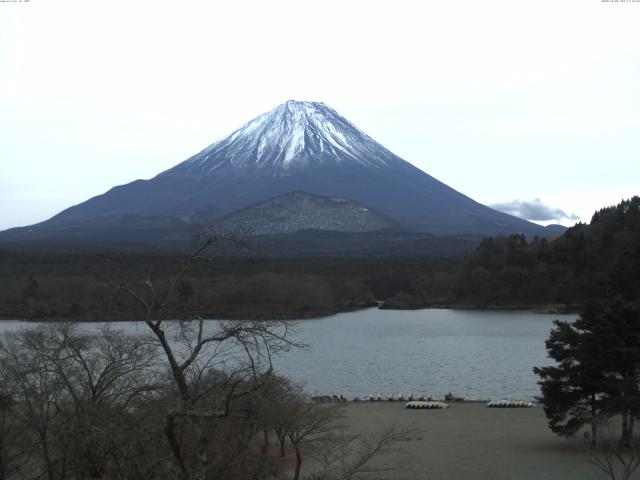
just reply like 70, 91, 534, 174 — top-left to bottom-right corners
452, 196, 640, 307
0, 251, 459, 321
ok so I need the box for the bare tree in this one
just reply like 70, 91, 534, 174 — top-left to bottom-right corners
286, 396, 344, 480
253, 375, 298, 458
280, 385, 414, 480
114, 233, 299, 480
309, 426, 415, 480
0, 327, 69, 480
585, 422, 640, 480
0, 393, 21, 480
0, 324, 160, 480
40, 323, 160, 410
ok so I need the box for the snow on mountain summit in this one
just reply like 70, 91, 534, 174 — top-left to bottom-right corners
169, 100, 402, 176
5, 99, 553, 241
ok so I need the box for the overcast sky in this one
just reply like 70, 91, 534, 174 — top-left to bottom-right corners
1, 0, 638, 230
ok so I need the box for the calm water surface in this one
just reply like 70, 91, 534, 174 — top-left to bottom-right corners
1, 308, 574, 400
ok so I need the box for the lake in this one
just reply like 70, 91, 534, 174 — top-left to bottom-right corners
0, 308, 574, 401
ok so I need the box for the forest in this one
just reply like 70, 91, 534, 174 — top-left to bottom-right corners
0, 197, 638, 321
450, 196, 640, 307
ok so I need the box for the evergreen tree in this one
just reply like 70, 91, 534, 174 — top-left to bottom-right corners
588, 300, 640, 445
535, 300, 640, 445
534, 316, 608, 445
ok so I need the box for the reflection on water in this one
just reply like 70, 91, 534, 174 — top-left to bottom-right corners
0, 308, 574, 400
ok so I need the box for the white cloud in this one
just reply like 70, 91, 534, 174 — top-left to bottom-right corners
490, 198, 580, 223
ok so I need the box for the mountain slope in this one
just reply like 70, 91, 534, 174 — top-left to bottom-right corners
212, 191, 397, 235
0, 214, 192, 253
2, 100, 551, 248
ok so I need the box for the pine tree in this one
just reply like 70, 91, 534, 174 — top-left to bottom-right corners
587, 300, 640, 445
534, 316, 608, 445
534, 299, 640, 445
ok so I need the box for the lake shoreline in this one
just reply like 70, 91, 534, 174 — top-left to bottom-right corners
381, 301, 581, 314
0, 305, 367, 323
0, 302, 579, 322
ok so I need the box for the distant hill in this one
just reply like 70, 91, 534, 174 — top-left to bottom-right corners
211, 191, 397, 235
542, 224, 568, 237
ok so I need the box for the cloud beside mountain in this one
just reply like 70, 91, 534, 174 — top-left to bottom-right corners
490, 198, 580, 223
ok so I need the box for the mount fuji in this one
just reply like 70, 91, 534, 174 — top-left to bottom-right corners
1, 100, 555, 252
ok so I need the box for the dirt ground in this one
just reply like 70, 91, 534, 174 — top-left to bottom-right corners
339, 402, 610, 480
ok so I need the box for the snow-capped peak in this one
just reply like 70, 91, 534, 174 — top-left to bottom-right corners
171, 100, 402, 176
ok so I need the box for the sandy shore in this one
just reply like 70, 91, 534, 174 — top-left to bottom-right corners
340, 402, 605, 480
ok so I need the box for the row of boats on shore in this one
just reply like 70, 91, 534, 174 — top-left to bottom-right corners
311, 394, 535, 407
368, 393, 437, 402
405, 399, 535, 409
406, 399, 535, 409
